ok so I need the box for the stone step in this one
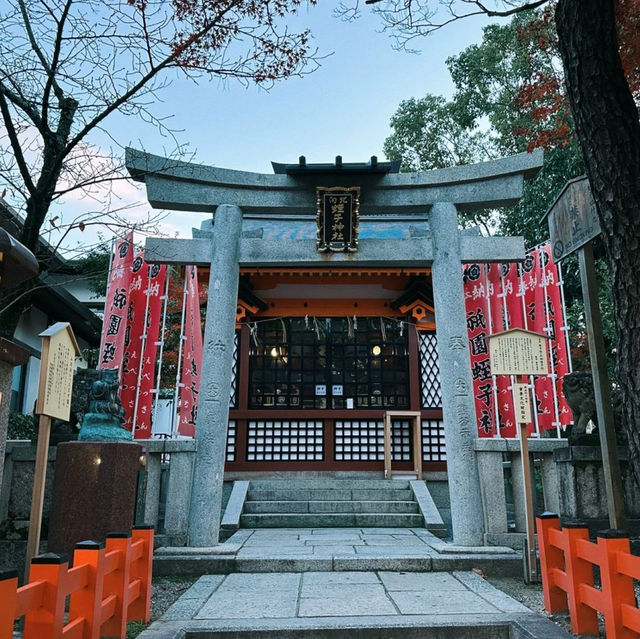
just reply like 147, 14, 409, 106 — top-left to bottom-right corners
239, 513, 425, 528
244, 500, 420, 514
153, 552, 522, 578
248, 479, 410, 490
247, 488, 414, 502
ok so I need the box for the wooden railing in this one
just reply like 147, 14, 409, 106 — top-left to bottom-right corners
0, 526, 153, 639
537, 513, 640, 638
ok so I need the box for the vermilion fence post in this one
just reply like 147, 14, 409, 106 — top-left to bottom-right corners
69, 541, 105, 639
597, 531, 636, 639
562, 523, 598, 635
102, 533, 132, 639
536, 514, 568, 612
0, 570, 19, 639
129, 525, 154, 623
23, 553, 68, 639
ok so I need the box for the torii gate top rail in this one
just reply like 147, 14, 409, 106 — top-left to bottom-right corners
126, 148, 543, 215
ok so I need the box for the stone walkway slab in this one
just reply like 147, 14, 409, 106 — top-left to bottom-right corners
139, 570, 572, 639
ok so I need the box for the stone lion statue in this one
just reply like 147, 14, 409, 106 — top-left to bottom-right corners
78, 369, 130, 441
562, 371, 626, 446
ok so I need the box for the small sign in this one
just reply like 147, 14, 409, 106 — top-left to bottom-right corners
489, 329, 550, 376
332, 385, 343, 396
316, 186, 360, 253
544, 176, 601, 263
514, 383, 532, 424
315, 384, 327, 396
346, 398, 354, 409
36, 323, 80, 421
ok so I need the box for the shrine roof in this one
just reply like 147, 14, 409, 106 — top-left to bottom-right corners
271, 156, 400, 175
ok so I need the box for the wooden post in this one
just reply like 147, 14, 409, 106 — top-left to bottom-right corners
26, 323, 79, 579
578, 242, 626, 530
518, 417, 538, 583
384, 411, 421, 480
412, 416, 422, 479
384, 412, 392, 480
24, 414, 51, 579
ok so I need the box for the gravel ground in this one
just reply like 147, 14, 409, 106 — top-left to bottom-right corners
488, 576, 578, 637
127, 575, 198, 639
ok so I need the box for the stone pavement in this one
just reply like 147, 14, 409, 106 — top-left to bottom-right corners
142, 528, 573, 638
138, 569, 571, 638
154, 528, 523, 576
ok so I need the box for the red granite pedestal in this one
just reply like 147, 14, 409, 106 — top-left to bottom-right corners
47, 441, 143, 558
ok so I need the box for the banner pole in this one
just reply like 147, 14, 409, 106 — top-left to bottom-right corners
152, 269, 170, 435
539, 244, 562, 438
132, 263, 153, 433
485, 264, 501, 438
172, 267, 189, 438
556, 260, 573, 374
518, 258, 541, 436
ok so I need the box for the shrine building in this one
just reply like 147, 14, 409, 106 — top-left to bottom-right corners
127, 149, 543, 548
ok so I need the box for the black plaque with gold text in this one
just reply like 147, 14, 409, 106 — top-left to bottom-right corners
316, 187, 360, 252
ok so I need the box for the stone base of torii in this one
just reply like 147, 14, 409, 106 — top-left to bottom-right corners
126, 149, 544, 547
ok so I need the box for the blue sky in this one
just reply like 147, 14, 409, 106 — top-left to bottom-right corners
126, 5, 492, 173
50, 4, 499, 252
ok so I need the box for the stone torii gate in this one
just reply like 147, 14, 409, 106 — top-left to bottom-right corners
126, 148, 543, 548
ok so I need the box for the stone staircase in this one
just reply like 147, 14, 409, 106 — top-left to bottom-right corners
239, 479, 431, 529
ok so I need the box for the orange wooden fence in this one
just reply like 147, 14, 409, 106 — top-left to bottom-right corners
0, 525, 153, 639
537, 513, 640, 638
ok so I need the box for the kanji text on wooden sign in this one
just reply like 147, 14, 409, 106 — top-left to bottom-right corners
488, 329, 549, 376
316, 187, 360, 253
543, 176, 601, 263
36, 323, 80, 421
514, 383, 533, 424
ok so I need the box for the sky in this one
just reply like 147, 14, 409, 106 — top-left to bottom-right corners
44, 2, 499, 254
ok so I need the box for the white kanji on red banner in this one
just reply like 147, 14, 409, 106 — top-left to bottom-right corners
464, 241, 573, 438
98, 232, 134, 373
177, 266, 203, 437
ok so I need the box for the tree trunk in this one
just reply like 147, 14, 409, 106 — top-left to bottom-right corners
556, 0, 640, 485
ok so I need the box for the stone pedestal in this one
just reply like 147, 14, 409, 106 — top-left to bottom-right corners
0, 338, 30, 493
554, 446, 640, 532
48, 441, 143, 557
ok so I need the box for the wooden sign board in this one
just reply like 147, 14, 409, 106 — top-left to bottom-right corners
316, 186, 360, 253
514, 383, 532, 424
543, 176, 601, 263
36, 322, 80, 421
489, 329, 550, 376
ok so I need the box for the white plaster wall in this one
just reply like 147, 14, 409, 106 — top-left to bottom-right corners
13, 309, 96, 413
23, 355, 41, 414
153, 399, 174, 436
46, 274, 105, 307
14, 306, 48, 351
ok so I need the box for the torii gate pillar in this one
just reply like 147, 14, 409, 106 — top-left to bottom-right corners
431, 202, 484, 546
188, 204, 243, 547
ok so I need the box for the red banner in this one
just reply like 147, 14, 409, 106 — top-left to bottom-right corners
120, 248, 147, 432
488, 263, 517, 438
464, 242, 573, 437
177, 266, 203, 437
135, 263, 166, 439
538, 243, 572, 429
99, 232, 134, 373
463, 264, 495, 437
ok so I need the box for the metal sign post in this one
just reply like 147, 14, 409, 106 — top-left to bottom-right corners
544, 177, 625, 531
